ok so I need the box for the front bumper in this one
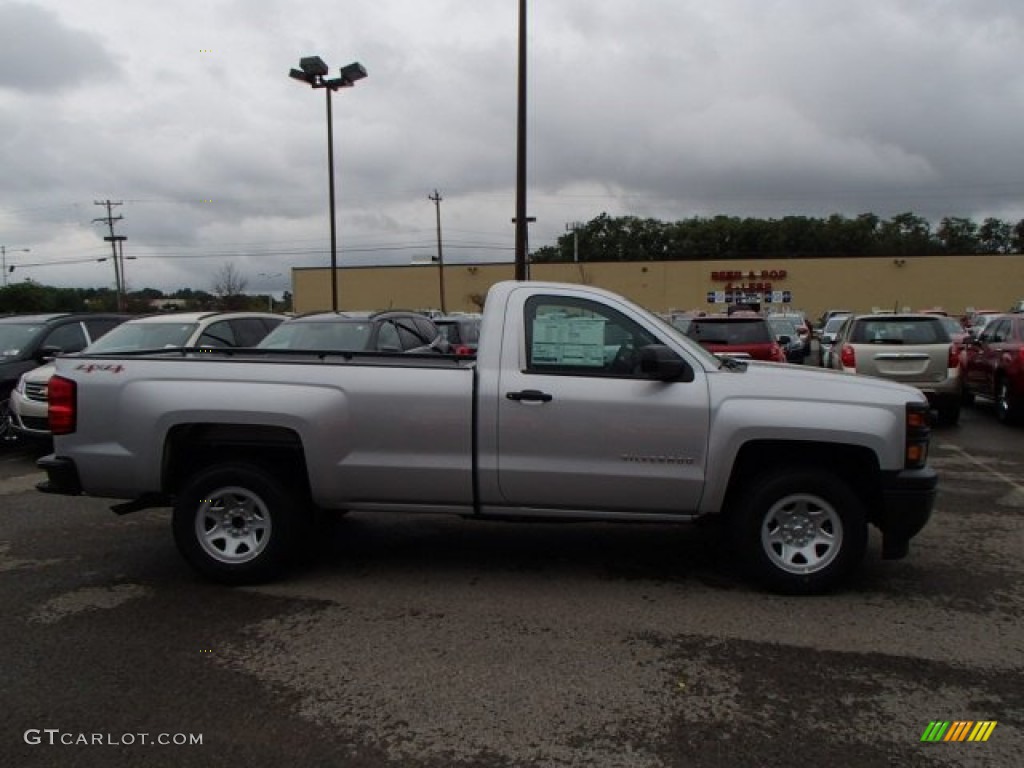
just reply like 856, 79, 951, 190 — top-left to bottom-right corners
875, 466, 938, 559
9, 389, 51, 437
36, 455, 83, 496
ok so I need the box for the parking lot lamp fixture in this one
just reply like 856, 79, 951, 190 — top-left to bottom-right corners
289, 56, 367, 311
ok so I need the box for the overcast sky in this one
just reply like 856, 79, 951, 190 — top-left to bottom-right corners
1, 0, 1022, 295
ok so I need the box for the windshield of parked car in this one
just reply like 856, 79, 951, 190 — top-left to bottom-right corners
767, 317, 799, 339
258, 320, 374, 351
686, 319, 772, 345
85, 322, 200, 353
849, 318, 950, 345
0, 324, 43, 358
822, 315, 850, 335
437, 320, 480, 345
939, 317, 965, 337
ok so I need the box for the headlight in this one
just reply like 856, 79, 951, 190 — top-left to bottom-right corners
15, 373, 28, 394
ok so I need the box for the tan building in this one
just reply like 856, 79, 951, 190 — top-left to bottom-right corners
292, 254, 1024, 320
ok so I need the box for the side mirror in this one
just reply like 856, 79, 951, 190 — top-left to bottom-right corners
778, 335, 792, 345
639, 345, 693, 382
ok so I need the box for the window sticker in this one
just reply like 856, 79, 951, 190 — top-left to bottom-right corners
531, 316, 606, 367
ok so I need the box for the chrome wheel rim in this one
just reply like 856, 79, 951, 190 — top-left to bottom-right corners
194, 486, 272, 564
761, 493, 843, 574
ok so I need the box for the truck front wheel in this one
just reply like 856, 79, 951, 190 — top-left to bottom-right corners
172, 463, 307, 584
732, 471, 867, 595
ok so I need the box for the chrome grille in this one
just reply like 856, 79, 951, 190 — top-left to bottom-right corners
25, 382, 49, 402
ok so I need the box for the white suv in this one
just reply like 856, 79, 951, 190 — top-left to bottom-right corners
8, 311, 283, 438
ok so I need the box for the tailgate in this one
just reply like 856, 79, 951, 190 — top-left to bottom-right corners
855, 344, 949, 382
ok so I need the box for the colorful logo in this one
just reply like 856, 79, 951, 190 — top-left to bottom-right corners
921, 721, 997, 742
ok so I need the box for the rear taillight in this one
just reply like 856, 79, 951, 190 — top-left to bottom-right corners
948, 343, 960, 369
905, 402, 931, 469
453, 344, 475, 357
48, 375, 77, 435
840, 344, 856, 368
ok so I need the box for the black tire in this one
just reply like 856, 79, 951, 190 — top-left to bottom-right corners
0, 396, 22, 445
731, 470, 867, 595
172, 462, 310, 584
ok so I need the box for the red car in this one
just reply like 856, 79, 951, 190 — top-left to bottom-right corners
685, 315, 787, 362
961, 313, 1024, 423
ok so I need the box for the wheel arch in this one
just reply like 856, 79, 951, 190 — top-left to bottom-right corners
162, 423, 311, 499
722, 440, 882, 524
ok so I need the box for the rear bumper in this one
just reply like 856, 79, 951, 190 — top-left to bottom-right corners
875, 466, 938, 558
36, 454, 83, 496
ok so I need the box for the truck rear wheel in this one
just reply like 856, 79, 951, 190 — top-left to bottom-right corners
172, 462, 307, 584
732, 470, 867, 595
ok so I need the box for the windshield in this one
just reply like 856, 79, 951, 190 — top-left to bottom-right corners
849, 318, 949, 345
0, 324, 43, 358
85, 322, 199, 353
823, 316, 849, 334
687, 319, 772, 345
258, 320, 374, 351
767, 317, 799, 338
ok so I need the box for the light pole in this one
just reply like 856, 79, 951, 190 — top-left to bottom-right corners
428, 189, 446, 313
1, 246, 30, 288
514, 0, 529, 280
258, 272, 284, 311
289, 56, 368, 312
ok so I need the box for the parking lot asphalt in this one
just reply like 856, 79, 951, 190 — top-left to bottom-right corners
0, 404, 1021, 768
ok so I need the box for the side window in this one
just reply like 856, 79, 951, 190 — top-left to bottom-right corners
230, 318, 271, 347
197, 320, 237, 348
524, 295, 659, 377
413, 317, 439, 343
83, 318, 121, 342
988, 319, 1009, 344
376, 322, 401, 351
43, 323, 88, 354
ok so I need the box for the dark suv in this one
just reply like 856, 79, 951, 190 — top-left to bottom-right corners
258, 310, 448, 354
0, 313, 128, 440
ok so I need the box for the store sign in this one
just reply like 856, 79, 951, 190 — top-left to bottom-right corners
710, 268, 789, 294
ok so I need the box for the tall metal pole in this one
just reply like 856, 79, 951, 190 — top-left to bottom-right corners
429, 189, 446, 313
514, 0, 528, 280
326, 86, 339, 311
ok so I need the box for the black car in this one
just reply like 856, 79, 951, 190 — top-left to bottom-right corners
0, 313, 129, 441
434, 315, 482, 357
258, 310, 448, 354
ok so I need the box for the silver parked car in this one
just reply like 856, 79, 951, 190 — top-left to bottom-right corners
828, 313, 962, 424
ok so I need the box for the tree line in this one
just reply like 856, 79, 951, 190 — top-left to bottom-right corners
0, 263, 289, 314
532, 212, 1024, 263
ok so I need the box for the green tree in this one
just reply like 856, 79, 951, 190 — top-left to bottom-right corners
978, 218, 1012, 254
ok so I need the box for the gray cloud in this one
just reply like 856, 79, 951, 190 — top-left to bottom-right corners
0, 2, 118, 93
2, 0, 1024, 293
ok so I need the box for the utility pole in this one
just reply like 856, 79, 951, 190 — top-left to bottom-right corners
93, 200, 125, 311
428, 189, 446, 313
566, 221, 584, 262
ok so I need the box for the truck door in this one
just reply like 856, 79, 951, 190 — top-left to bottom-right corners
494, 293, 709, 514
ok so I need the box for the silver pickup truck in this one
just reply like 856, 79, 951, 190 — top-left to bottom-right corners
38, 281, 937, 594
